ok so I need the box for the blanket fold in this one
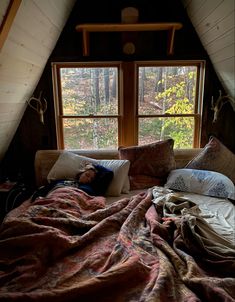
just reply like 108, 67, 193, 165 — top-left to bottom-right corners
0, 186, 234, 301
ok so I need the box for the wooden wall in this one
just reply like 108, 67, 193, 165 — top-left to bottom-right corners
0, 0, 76, 162
181, 0, 235, 154
1, 0, 234, 188
181, 0, 235, 98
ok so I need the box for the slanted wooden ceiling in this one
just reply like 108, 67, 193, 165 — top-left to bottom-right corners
0, 0, 234, 162
182, 0, 234, 98
0, 0, 76, 161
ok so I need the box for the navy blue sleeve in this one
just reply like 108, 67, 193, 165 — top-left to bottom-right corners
78, 184, 96, 195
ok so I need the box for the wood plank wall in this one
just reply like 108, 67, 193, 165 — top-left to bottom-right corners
0, 0, 10, 25
0, 0, 76, 161
1, 0, 234, 187
181, 0, 235, 98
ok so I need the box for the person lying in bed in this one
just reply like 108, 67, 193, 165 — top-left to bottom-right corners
74, 163, 113, 196
31, 163, 114, 201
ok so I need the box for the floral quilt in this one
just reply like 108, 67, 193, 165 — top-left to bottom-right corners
0, 186, 234, 301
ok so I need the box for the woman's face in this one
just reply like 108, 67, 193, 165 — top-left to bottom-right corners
79, 169, 96, 184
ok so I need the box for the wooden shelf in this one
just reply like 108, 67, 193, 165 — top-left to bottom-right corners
75, 22, 183, 56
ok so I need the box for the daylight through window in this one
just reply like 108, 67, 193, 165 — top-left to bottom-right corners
52, 61, 204, 149
137, 64, 202, 148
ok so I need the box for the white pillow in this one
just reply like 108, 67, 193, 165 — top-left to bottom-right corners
47, 151, 97, 181
99, 159, 130, 196
47, 151, 130, 196
121, 177, 130, 194
165, 168, 235, 200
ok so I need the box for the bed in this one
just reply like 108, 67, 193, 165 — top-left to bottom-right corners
0, 137, 234, 302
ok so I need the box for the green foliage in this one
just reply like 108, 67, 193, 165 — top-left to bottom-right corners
160, 82, 194, 148
61, 66, 197, 149
138, 67, 196, 148
64, 118, 118, 149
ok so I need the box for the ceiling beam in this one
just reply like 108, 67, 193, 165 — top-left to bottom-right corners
0, 0, 22, 50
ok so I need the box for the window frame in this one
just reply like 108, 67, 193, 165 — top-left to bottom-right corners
51, 62, 123, 149
135, 60, 205, 148
52, 60, 205, 149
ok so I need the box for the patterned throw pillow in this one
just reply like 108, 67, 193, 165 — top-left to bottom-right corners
165, 168, 235, 200
185, 136, 235, 184
119, 139, 176, 189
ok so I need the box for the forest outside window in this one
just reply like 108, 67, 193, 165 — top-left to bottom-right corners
137, 62, 205, 148
52, 60, 205, 150
52, 63, 120, 149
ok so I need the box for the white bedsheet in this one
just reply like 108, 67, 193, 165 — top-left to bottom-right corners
179, 192, 235, 245
107, 187, 235, 246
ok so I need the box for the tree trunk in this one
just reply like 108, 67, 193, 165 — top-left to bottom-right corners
160, 68, 167, 140
111, 70, 116, 99
93, 68, 100, 108
104, 68, 110, 104
139, 67, 145, 103
155, 67, 163, 93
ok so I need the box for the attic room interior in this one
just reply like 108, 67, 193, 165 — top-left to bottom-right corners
0, 1, 235, 300
0, 0, 234, 188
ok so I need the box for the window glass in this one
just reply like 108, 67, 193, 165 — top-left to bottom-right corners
52, 61, 204, 149
138, 66, 196, 115
138, 117, 194, 148
63, 118, 118, 149
138, 65, 199, 148
60, 67, 118, 116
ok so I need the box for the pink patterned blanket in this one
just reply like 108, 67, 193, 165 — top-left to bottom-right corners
0, 186, 234, 301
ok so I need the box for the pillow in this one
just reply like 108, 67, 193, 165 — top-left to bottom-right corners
47, 151, 130, 196
99, 159, 130, 196
119, 139, 176, 189
165, 168, 235, 200
47, 151, 97, 181
185, 136, 235, 184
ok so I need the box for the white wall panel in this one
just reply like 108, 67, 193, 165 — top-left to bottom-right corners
182, 0, 235, 98
0, 0, 76, 161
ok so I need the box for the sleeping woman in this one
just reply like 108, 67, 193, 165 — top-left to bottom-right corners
31, 163, 114, 201
75, 163, 114, 196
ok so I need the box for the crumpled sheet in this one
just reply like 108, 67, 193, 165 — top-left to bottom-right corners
0, 185, 234, 302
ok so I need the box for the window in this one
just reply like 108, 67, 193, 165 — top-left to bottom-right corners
137, 62, 205, 148
52, 63, 120, 149
52, 60, 205, 149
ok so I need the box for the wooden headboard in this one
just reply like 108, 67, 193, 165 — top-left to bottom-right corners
34, 148, 202, 187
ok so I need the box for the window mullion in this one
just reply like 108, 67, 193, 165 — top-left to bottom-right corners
137, 113, 197, 118
121, 62, 137, 146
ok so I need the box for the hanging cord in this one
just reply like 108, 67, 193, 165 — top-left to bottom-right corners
5, 186, 26, 213
27, 91, 47, 124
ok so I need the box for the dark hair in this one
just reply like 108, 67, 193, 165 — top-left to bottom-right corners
75, 163, 97, 181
